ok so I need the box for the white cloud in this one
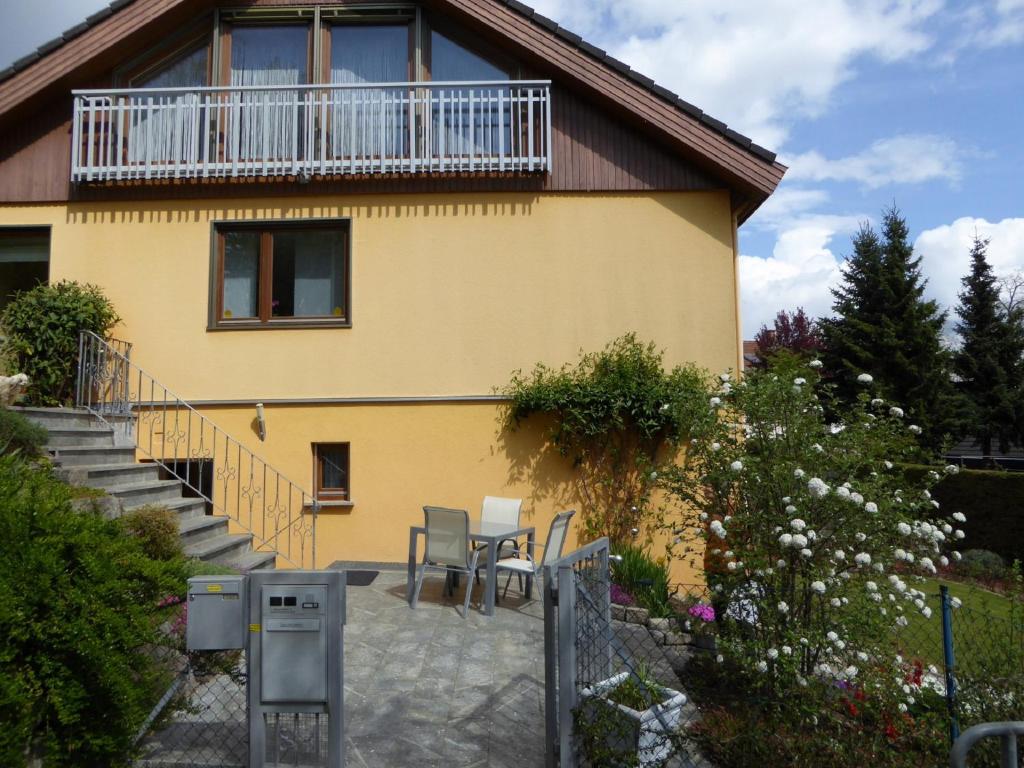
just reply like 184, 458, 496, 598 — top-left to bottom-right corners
785, 134, 964, 189
748, 187, 831, 230
916, 217, 1024, 318
528, 0, 941, 148
739, 215, 864, 336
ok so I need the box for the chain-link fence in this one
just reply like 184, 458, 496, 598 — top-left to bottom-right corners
545, 540, 711, 768
134, 634, 249, 768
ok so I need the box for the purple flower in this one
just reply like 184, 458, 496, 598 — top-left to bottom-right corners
611, 584, 636, 606
688, 603, 716, 623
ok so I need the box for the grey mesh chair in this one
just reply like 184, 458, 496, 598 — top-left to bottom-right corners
411, 506, 481, 618
494, 510, 576, 601
474, 495, 523, 585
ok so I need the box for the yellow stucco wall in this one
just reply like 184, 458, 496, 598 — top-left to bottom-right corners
0, 191, 733, 583
0, 191, 738, 399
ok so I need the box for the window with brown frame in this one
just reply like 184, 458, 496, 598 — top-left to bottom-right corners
212, 221, 350, 328
314, 443, 350, 502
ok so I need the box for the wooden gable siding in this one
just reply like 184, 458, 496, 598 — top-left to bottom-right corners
0, 85, 719, 203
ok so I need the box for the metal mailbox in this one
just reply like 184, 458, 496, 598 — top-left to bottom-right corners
186, 575, 247, 651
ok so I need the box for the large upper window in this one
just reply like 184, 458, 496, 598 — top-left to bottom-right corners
213, 222, 349, 328
133, 44, 209, 88
430, 30, 509, 81
229, 25, 309, 87
330, 24, 409, 83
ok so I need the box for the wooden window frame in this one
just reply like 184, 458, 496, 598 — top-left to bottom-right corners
313, 442, 350, 503
210, 219, 351, 331
219, 20, 315, 87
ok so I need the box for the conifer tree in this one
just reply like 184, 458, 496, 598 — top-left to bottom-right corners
821, 207, 954, 447
953, 235, 1024, 457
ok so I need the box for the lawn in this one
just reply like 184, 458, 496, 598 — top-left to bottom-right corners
892, 576, 1021, 678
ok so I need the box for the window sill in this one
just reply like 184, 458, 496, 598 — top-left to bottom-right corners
309, 500, 354, 511
208, 319, 351, 331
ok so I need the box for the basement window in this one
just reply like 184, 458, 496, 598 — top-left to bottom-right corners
212, 221, 350, 329
313, 443, 350, 503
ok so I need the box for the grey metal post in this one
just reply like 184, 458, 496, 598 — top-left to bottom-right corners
543, 565, 558, 768
949, 722, 1024, 768
557, 562, 577, 768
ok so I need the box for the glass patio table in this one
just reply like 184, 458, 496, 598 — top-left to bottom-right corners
407, 520, 535, 616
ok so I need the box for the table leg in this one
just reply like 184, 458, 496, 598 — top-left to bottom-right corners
407, 528, 418, 605
485, 538, 497, 616
525, 531, 535, 599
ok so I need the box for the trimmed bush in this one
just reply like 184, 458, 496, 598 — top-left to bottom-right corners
0, 281, 119, 406
0, 407, 48, 458
0, 456, 187, 767
904, 465, 1024, 566
957, 549, 1008, 581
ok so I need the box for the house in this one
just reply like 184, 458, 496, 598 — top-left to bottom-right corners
0, 0, 785, 578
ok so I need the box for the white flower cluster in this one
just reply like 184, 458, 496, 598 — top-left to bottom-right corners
807, 477, 829, 498
857, 373, 874, 384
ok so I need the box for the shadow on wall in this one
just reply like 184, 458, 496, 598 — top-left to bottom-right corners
62, 196, 541, 226
495, 408, 582, 529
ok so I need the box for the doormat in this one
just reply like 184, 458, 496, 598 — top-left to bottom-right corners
345, 570, 379, 587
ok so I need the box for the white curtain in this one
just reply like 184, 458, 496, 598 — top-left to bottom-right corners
329, 25, 409, 165
128, 47, 209, 166
276, 230, 343, 318
223, 233, 259, 319
229, 26, 307, 165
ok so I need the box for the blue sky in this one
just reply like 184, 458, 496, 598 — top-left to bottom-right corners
3, 0, 1022, 337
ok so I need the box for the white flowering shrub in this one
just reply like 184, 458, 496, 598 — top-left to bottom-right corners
661, 356, 965, 711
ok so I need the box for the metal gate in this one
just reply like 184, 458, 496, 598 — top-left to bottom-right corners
543, 538, 690, 768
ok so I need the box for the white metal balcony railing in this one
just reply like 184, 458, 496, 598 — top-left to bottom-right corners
70, 81, 552, 182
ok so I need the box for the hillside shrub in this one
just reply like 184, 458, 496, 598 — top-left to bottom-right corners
0, 456, 187, 767
0, 281, 119, 406
121, 505, 184, 562
0, 407, 47, 458
957, 549, 1008, 582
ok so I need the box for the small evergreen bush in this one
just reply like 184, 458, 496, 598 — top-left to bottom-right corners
0, 407, 48, 458
957, 549, 1008, 582
0, 456, 187, 767
0, 281, 119, 406
120, 505, 183, 562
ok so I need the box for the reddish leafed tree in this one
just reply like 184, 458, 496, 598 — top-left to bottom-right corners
753, 308, 823, 365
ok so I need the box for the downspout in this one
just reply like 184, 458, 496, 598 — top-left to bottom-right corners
731, 209, 743, 376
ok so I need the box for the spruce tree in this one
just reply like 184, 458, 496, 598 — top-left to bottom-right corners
953, 235, 1024, 457
821, 207, 955, 447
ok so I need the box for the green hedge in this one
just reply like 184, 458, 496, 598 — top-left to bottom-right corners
905, 465, 1024, 565
0, 456, 188, 767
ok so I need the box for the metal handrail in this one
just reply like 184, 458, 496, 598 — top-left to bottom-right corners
950, 722, 1024, 767
75, 330, 317, 568
71, 79, 553, 182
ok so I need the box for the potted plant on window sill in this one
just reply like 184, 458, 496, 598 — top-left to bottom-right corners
578, 665, 687, 767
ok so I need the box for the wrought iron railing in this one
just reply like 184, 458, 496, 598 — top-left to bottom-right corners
75, 330, 317, 568
71, 80, 552, 182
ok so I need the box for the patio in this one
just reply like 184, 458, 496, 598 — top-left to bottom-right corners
137, 565, 708, 768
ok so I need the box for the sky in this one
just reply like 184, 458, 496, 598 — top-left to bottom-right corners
2, 1, 1023, 339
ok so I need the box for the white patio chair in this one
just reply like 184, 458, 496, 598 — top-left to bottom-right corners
494, 509, 576, 601
410, 506, 481, 618
474, 495, 523, 585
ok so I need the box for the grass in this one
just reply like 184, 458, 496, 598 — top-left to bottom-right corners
893, 575, 1020, 676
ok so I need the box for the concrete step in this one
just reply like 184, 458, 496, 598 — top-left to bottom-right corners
178, 514, 229, 546
122, 496, 208, 521
50, 445, 137, 467
231, 549, 277, 571
106, 479, 184, 506
12, 406, 97, 429
185, 532, 252, 566
46, 426, 115, 448
58, 462, 161, 489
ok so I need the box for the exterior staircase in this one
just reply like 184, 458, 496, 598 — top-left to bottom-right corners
16, 406, 275, 571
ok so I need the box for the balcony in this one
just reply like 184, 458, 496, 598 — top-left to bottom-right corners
70, 81, 552, 183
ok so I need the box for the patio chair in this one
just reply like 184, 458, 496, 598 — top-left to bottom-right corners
411, 506, 481, 618
473, 495, 523, 586
494, 509, 576, 601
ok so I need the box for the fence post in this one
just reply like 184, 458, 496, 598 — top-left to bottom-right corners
543, 565, 558, 768
940, 585, 960, 744
557, 563, 577, 767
